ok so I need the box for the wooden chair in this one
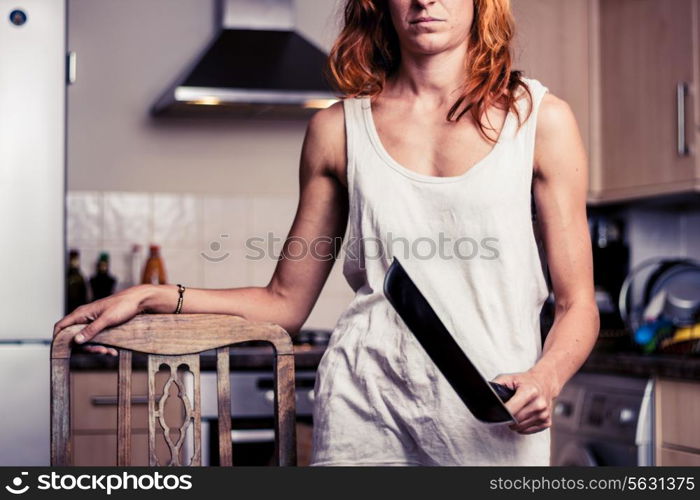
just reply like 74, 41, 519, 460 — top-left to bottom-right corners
51, 314, 297, 466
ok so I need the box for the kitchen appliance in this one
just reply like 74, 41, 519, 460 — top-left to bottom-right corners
152, 0, 338, 118
551, 372, 654, 466
195, 330, 330, 466
0, 0, 66, 465
589, 215, 630, 330
383, 257, 517, 424
199, 369, 317, 466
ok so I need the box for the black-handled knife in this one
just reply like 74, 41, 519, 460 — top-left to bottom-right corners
383, 257, 518, 424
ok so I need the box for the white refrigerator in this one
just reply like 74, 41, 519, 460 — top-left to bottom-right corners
0, 0, 66, 465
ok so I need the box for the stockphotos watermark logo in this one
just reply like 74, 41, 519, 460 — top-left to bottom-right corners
4, 471, 192, 495
5, 472, 29, 495
200, 231, 501, 267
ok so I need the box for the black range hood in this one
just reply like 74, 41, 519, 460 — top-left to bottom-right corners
152, 0, 339, 118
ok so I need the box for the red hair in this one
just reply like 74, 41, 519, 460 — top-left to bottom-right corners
325, 0, 532, 142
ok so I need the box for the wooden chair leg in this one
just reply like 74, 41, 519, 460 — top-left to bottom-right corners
50, 358, 71, 466
217, 347, 232, 466
117, 350, 132, 466
274, 353, 297, 466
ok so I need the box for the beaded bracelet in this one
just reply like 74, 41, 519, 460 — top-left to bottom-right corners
174, 284, 186, 314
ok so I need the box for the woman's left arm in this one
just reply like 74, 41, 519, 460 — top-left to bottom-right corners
493, 93, 600, 434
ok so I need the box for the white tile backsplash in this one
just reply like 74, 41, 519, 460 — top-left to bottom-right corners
66, 191, 102, 248
158, 247, 203, 289
620, 205, 700, 315
248, 254, 279, 288
681, 209, 700, 259
153, 193, 201, 249
102, 192, 151, 248
67, 190, 354, 329
247, 195, 299, 286
201, 196, 250, 249
249, 196, 298, 251
202, 248, 250, 289
626, 207, 685, 267
107, 245, 146, 292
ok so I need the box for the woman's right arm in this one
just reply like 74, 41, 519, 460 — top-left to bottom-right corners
53, 102, 349, 353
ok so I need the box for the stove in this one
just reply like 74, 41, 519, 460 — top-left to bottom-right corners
195, 328, 331, 466
293, 328, 331, 347
239, 327, 331, 349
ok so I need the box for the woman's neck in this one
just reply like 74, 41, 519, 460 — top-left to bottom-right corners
386, 43, 470, 107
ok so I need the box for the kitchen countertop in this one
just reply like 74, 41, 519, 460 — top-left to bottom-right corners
580, 349, 700, 381
69, 343, 327, 371
69, 343, 700, 381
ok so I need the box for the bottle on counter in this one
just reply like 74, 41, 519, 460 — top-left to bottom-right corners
89, 252, 117, 300
141, 244, 167, 285
65, 249, 88, 314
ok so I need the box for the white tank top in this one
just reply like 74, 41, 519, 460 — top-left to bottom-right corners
310, 77, 552, 466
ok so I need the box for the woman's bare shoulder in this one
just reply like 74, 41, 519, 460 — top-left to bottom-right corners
534, 92, 587, 180
303, 100, 347, 184
539, 92, 574, 124
536, 92, 580, 150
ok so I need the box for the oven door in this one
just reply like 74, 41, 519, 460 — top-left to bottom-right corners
207, 417, 276, 466
197, 369, 317, 466
203, 415, 313, 466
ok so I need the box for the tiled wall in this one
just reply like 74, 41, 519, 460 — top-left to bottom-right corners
625, 206, 700, 266
606, 205, 700, 316
67, 191, 355, 330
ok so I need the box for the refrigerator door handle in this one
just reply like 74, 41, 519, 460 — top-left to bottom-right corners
67, 51, 77, 84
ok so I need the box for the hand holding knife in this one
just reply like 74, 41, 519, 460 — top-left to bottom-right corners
383, 257, 518, 424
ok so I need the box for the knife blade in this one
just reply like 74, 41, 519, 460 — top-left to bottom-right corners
383, 256, 518, 424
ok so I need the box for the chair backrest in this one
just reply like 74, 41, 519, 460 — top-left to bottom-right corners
51, 314, 297, 466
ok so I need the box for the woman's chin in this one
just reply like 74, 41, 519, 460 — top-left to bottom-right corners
405, 39, 456, 56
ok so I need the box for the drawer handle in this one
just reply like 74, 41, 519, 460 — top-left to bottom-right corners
677, 82, 690, 157
230, 429, 276, 443
91, 395, 149, 406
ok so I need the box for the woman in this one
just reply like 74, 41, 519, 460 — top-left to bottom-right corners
54, 0, 599, 466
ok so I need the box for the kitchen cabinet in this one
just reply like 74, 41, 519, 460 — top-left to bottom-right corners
659, 447, 700, 466
512, 0, 595, 166
512, 0, 700, 203
71, 371, 181, 466
594, 0, 698, 202
654, 376, 700, 465
71, 370, 315, 466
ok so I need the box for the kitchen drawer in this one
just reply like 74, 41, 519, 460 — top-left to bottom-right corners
656, 377, 700, 452
73, 432, 149, 466
73, 431, 175, 466
71, 370, 179, 432
658, 446, 700, 467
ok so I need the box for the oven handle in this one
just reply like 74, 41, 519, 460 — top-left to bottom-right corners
230, 429, 276, 443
